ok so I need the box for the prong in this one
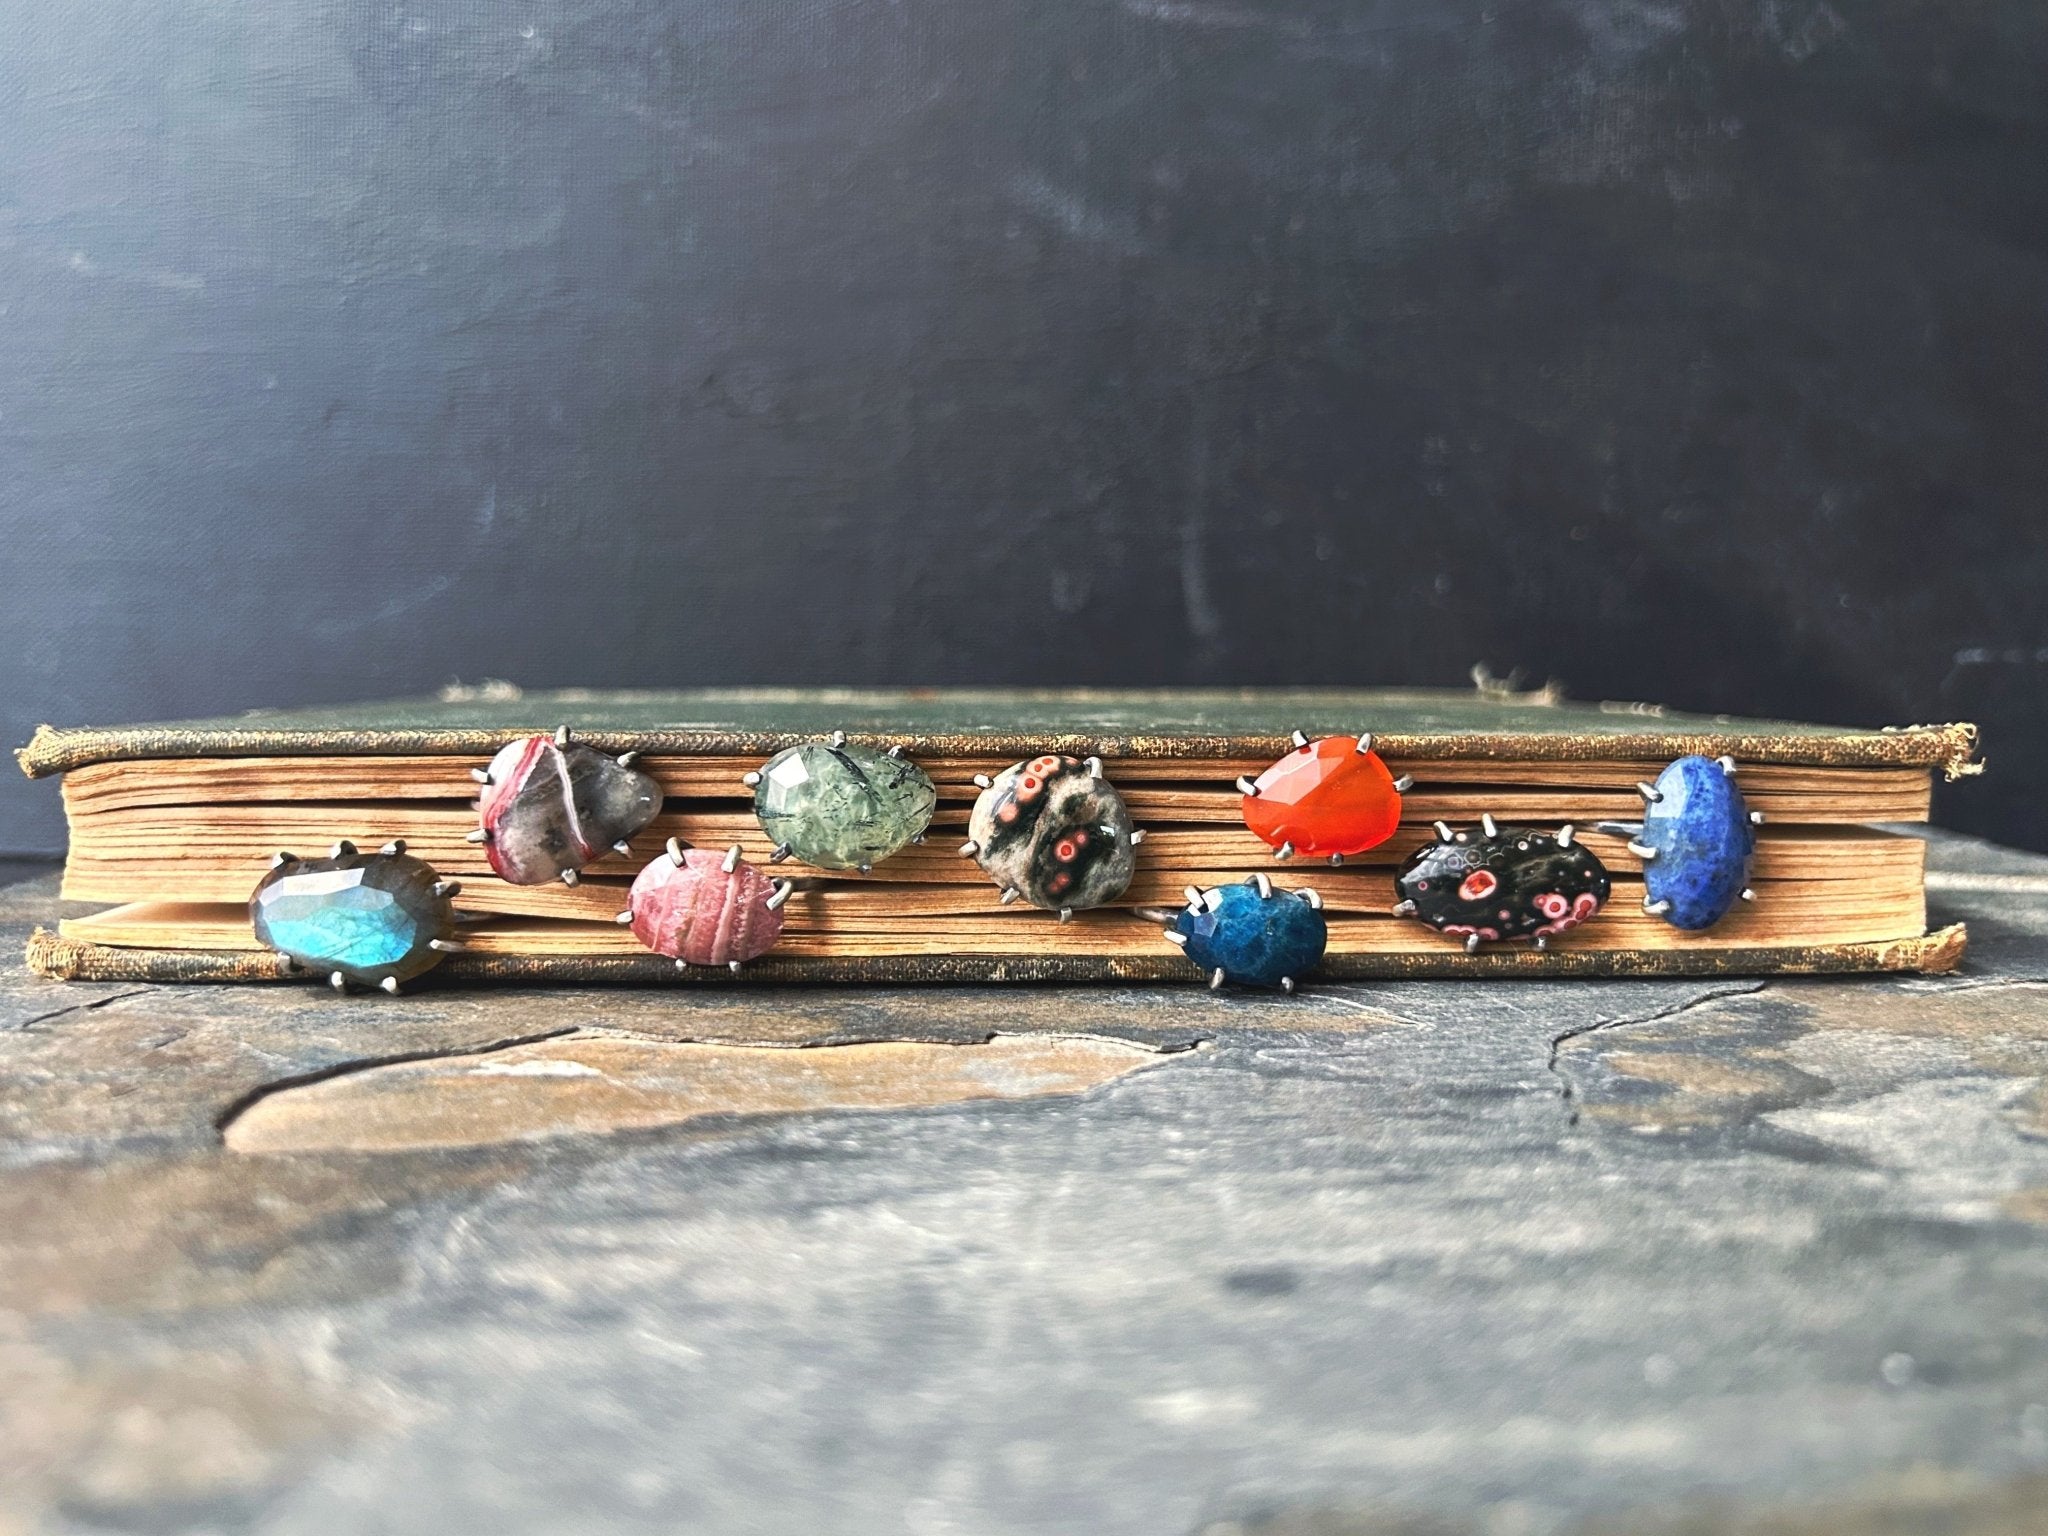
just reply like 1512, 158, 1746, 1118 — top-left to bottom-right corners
380, 839, 406, 856
330, 839, 357, 859
1299, 888, 1323, 910
1355, 732, 1374, 754
470, 767, 492, 784
1163, 928, 1188, 947
1290, 729, 1309, 749
1280, 976, 1296, 994
1391, 775, 1414, 793
857, 862, 872, 875
561, 868, 579, 887
830, 730, 847, 748
1465, 933, 1482, 954
1236, 776, 1261, 796
770, 844, 793, 864
276, 952, 298, 972
1001, 888, 1021, 905
667, 836, 688, 865
1434, 821, 1455, 843
1392, 899, 1418, 917
729, 960, 742, 973
1637, 781, 1663, 803
615, 909, 634, 924
1644, 897, 1673, 916
910, 833, 926, 844
329, 971, 347, 992
973, 773, 994, 790
1248, 872, 1273, 898
766, 879, 794, 911
959, 839, 981, 858
1275, 841, 1295, 861
613, 840, 632, 857
1481, 813, 1499, 838
1328, 852, 1344, 866
1750, 810, 1766, 825
1209, 967, 1227, 990
554, 725, 572, 747
1626, 840, 1658, 861
432, 880, 462, 899
428, 938, 466, 953
380, 976, 401, 995
1184, 885, 1204, 909
1740, 887, 1756, 902
1058, 907, 1073, 923
1717, 756, 1737, 776
742, 770, 763, 788
887, 744, 903, 758
675, 958, 689, 972
465, 827, 491, 844
722, 844, 741, 873
616, 750, 639, 769
1129, 828, 1147, 845
1084, 756, 1103, 779
270, 851, 294, 869
1557, 824, 1576, 847
1534, 935, 1549, 952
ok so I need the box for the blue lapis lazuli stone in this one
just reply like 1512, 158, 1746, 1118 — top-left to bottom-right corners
1639, 755, 1756, 931
1174, 883, 1327, 989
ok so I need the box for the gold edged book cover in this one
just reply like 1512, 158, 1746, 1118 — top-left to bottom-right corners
18, 686, 1981, 987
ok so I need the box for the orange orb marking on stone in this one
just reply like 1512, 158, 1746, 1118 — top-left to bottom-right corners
1240, 735, 1403, 858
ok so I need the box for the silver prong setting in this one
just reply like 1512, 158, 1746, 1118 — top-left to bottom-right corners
1465, 933, 1482, 954
1480, 813, 1499, 838
1644, 897, 1673, 916
1275, 841, 1295, 861
1557, 824, 1576, 847
1129, 828, 1146, 845
742, 770, 763, 788
1638, 781, 1663, 803
959, 840, 981, 859
380, 839, 406, 856
1163, 928, 1188, 947
428, 938, 465, 953
1750, 810, 1766, 825
1717, 756, 1737, 776
770, 844, 793, 864
1741, 887, 1756, 902
561, 869, 578, 886
554, 725, 572, 747
766, 879, 794, 910
1001, 888, 1021, 905
465, 828, 491, 844
1355, 732, 1374, 754
829, 730, 847, 748
470, 767, 492, 784
1210, 967, 1227, 990
1249, 872, 1273, 898
1236, 776, 1261, 796
380, 975, 401, 994
1627, 840, 1658, 861
1280, 976, 1296, 993
616, 750, 639, 769
1434, 821, 1455, 843
329, 971, 347, 992
615, 909, 634, 924
1290, 729, 1309, 749
1392, 899, 1418, 917
973, 773, 994, 790
1391, 775, 1414, 793
1299, 888, 1323, 910
432, 880, 462, 899
330, 839, 357, 859
722, 844, 741, 873
667, 836, 687, 865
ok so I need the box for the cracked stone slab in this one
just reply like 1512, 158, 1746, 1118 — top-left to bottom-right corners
0, 839, 2046, 1533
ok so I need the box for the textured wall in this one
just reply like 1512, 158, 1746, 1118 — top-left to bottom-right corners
2, 0, 2042, 854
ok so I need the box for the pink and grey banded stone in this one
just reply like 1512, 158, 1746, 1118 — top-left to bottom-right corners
478, 736, 662, 886
627, 848, 786, 967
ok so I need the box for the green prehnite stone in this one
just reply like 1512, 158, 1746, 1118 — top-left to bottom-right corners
753, 741, 937, 871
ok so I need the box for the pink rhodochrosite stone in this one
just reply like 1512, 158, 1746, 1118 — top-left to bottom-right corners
628, 848, 784, 968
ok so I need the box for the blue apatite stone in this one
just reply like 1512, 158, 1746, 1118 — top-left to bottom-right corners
1174, 882, 1327, 990
1639, 755, 1756, 931
250, 849, 454, 985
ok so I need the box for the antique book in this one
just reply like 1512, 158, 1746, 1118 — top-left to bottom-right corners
18, 688, 1979, 984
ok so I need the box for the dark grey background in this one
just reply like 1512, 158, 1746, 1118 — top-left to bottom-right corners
2, 0, 2042, 857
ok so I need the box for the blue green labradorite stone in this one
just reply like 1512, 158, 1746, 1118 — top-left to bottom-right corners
1640, 755, 1756, 930
250, 849, 454, 985
753, 741, 938, 871
1173, 882, 1327, 990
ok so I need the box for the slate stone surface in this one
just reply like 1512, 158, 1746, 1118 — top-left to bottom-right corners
3, 834, 2047, 1534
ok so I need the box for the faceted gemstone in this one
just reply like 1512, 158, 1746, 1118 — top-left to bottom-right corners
1640, 755, 1756, 930
628, 847, 785, 967
753, 740, 937, 871
1173, 882, 1327, 990
967, 755, 1137, 913
479, 735, 662, 885
1242, 736, 1402, 858
251, 848, 454, 986
1394, 824, 1610, 948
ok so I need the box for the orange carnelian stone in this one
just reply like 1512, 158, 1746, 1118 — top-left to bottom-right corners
1242, 736, 1403, 857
